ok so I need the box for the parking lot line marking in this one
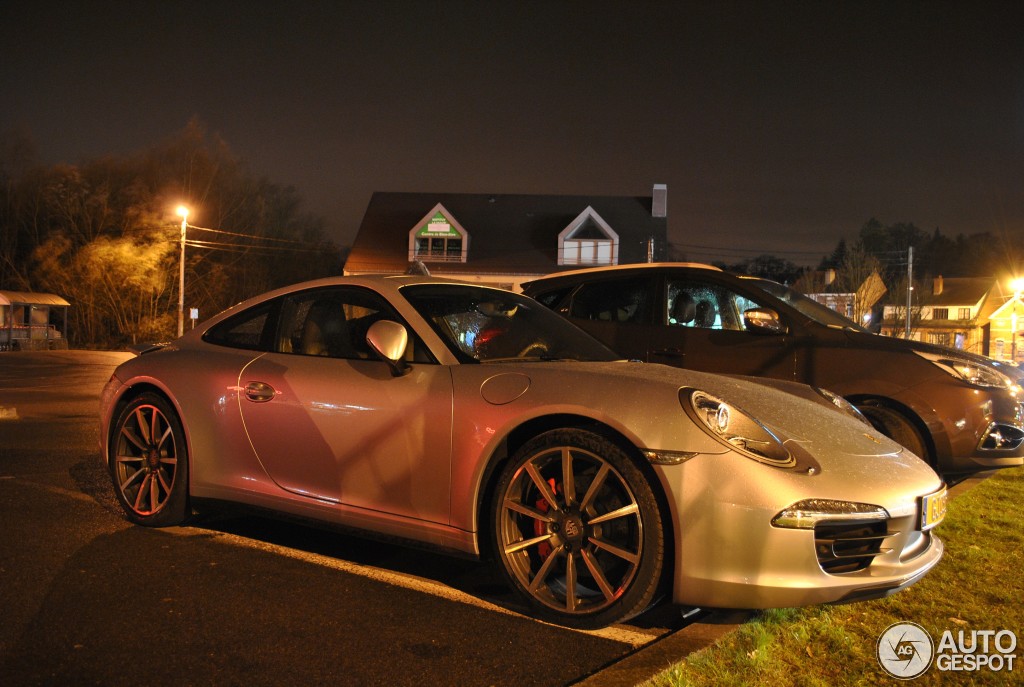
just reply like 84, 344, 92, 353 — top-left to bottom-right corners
1, 475, 100, 504
11, 473, 663, 647
171, 524, 659, 647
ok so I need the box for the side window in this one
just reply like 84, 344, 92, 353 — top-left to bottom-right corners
568, 277, 652, 324
667, 279, 765, 331
203, 302, 274, 350
531, 286, 574, 310
276, 287, 433, 362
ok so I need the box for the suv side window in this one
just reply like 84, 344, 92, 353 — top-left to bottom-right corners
666, 279, 767, 331
568, 277, 652, 324
531, 285, 574, 309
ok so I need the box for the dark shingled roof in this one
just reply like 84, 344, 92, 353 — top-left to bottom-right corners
345, 191, 667, 276
928, 277, 993, 306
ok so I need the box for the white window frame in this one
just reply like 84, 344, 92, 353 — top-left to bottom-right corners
557, 207, 619, 266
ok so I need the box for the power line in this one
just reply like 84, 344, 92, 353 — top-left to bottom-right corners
187, 224, 314, 245
669, 241, 829, 257
183, 238, 333, 255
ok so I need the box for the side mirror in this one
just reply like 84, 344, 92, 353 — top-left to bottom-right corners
366, 320, 411, 376
743, 308, 787, 335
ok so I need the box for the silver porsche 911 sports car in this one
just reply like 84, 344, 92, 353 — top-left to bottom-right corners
99, 275, 946, 629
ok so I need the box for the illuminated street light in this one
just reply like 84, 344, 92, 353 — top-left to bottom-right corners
176, 205, 189, 337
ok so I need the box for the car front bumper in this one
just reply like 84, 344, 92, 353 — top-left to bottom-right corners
654, 452, 945, 609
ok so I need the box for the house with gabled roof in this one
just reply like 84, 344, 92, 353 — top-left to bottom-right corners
794, 269, 888, 331
344, 185, 668, 291
882, 276, 1005, 356
986, 286, 1024, 362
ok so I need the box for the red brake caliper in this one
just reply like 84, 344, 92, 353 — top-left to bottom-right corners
534, 478, 558, 558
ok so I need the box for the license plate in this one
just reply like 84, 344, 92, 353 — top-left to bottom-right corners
919, 487, 947, 530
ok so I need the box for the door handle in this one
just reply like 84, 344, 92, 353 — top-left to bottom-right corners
652, 347, 684, 358
244, 381, 276, 403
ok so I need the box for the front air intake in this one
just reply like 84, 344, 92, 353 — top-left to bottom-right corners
814, 520, 890, 574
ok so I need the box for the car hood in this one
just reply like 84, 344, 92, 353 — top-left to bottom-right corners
496, 360, 915, 461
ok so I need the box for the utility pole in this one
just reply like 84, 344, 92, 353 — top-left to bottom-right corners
176, 206, 189, 338
904, 246, 913, 339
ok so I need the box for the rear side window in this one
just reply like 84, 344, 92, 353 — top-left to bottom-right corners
530, 285, 574, 309
276, 287, 435, 363
568, 277, 653, 323
203, 302, 274, 350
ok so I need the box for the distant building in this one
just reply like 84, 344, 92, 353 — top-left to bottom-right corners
985, 287, 1024, 362
882, 276, 1005, 356
0, 291, 70, 351
795, 269, 888, 331
344, 185, 669, 291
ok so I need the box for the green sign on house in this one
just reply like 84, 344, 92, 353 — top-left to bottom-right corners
415, 211, 461, 238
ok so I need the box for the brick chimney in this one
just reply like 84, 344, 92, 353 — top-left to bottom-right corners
933, 275, 944, 295
652, 183, 667, 218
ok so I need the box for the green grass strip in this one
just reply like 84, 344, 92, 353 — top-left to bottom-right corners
645, 468, 1024, 686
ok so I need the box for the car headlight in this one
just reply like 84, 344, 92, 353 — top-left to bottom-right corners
814, 387, 871, 425
685, 389, 793, 466
914, 350, 1012, 389
771, 499, 889, 529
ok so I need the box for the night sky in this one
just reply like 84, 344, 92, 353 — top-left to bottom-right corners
2, 1, 1023, 266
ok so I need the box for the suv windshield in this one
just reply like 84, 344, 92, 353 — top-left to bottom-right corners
744, 277, 870, 332
402, 284, 619, 363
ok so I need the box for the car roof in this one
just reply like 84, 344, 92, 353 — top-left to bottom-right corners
522, 262, 723, 288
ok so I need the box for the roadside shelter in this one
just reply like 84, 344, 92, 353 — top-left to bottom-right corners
0, 291, 70, 351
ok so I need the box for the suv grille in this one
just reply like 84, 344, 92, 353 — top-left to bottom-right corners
814, 520, 890, 574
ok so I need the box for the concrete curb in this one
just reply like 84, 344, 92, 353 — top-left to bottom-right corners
574, 610, 753, 686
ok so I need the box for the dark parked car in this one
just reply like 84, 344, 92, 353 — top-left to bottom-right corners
523, 263, 1024, 477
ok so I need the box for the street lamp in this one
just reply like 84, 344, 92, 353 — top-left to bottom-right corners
176, 205, 189, 337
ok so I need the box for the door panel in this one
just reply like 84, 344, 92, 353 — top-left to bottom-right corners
647, 276, 798, 379
238, 353, 454, 524
230, 284, 452, 525
562, 275, 657, 360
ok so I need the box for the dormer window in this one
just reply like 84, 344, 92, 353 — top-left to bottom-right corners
408, 204, 469, 263
558, 206, 619, 266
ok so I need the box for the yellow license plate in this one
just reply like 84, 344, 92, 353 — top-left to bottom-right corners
920, 487, 947, 530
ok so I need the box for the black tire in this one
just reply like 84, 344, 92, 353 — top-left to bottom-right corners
491, 428, 664, 629
856, 403, 931, 464
108, 392, 190, 526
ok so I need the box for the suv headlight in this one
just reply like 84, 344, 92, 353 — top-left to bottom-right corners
814, 387, 871, 425
914, 350, 1012, 389
684, 389, 793, 466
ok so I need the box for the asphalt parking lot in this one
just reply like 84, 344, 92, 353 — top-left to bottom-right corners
0, 350, 743, 686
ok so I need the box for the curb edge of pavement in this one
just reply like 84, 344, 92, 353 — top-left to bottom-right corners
574, 610, 753, 687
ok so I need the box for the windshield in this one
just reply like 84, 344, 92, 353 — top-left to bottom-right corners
744, 277, 870, 332
401, 284, 619, 363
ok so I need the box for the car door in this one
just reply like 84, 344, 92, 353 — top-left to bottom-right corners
558, 275, 660, 360
647, 274, 799, 379
236, 286, 454, 525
